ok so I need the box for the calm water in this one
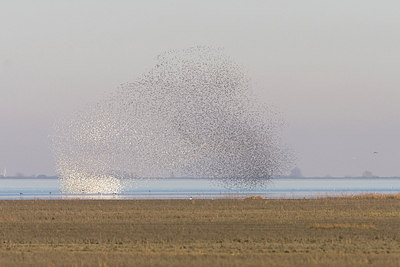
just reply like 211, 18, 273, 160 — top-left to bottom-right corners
0, 177, 399, 200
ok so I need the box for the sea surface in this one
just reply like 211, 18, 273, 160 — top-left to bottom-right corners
0, 177, 399, 200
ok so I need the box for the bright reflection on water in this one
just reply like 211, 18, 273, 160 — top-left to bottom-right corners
0, 177, 399, 200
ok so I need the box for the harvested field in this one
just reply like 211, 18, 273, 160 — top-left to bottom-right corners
0, 195, 399, 266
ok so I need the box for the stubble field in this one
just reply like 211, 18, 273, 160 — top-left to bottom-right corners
0, 195, 399, 266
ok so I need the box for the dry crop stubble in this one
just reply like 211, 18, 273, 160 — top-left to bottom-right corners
0, 196, 399, 266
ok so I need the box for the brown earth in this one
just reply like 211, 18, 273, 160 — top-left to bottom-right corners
0, 195, 399, 266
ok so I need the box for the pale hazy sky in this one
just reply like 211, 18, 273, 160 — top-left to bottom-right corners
1, 1, 399, 177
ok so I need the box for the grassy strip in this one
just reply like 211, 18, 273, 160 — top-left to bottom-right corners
0, 196, 399, 266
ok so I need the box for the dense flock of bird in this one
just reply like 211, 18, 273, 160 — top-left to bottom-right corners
52, 47, 292, 193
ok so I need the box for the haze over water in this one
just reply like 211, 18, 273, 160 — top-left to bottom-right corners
0, 177, 399, 200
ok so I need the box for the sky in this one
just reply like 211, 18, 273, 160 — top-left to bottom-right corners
0, 0, 399, 177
